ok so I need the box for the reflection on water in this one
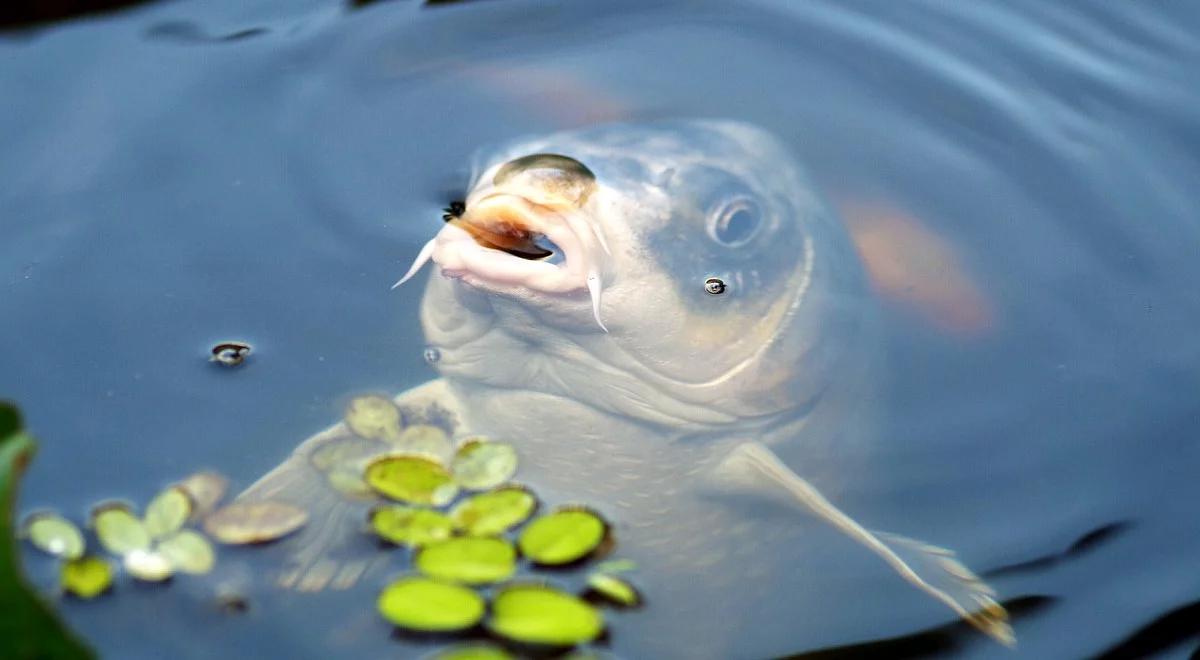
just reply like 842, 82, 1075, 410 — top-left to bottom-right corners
2, 1, 1199, 658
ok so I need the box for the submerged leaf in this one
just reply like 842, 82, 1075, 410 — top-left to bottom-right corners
377, 576, 484, 632
391, 424, 453, 463
345, 395, 402, 441
157, 530, 216, 574
143, 487, 191, 539
24, 513, 85, 560
176, 471, 228, 520
592, 558, 637, 574
370, 506, 454, 548
203, 501, 308, 545
60, 556, 114, 599
451, 439, 518, 491
123, 549, 174, 582
91, 503, 150, 556
488, 584, 604, 646
450, 486, 537, 537
415, 537, 516, 585
517, 508, 608, 566
585, 573, 641, 607
427, 644, 515, 660
364, 455, 458, 506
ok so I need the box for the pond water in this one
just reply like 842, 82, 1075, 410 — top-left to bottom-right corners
3, 1, 1200, 658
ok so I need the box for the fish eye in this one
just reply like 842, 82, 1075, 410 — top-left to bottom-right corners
707, 196, 764, 248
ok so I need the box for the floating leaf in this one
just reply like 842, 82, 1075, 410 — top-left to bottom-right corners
123, 548, 174, 582
158, 530, 216, 574
451, 439, 518, 491
592, 558, 637, 574
415, 537, 516, 585
370, 506, 454, 548
60, 556, 113, 599
585, 573, 641, 607
309, 434, 379, 471
364, 455, 458, 506
428, 644, 516, 660
24, 513, 85, 560
92, 503, 151, 556
517, 508, 608, 566
450, 486, 537, 537
377, 576, 484, 632
392, 424, 453, 463
488, 584, 604, 646
143, 487, 191, 539
203, 501, 308, 545
176, 471, 228, 520
345, 395, 401, 441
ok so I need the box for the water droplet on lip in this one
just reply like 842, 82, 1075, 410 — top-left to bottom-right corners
423, 347, 441, 364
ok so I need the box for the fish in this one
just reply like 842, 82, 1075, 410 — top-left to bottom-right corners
235, 120, 1010, 656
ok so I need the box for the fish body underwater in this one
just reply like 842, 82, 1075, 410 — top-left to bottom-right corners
239, 120, 1008, 657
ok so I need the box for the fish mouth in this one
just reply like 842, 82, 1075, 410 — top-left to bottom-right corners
393, 192, 611, 331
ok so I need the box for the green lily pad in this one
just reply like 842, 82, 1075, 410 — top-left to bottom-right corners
392, 424, 453, 463
517, 508, 609, 566
585, 573, 641, 607
157, 529, 216, 574
91, 503, 150, 556
60, 556, 114, 599
370, 506, 454, 548
451, 438, 518, 491
345, 395, 402, 441
203, 501, 308, 545
487, 584, 604, 646
377, 576, 484, 632
427, 644, 516, 660
176, 471, 228, 520
123, 548, 174, 582
143, 486, 191, 540
364, 454, 458, 506
450, 486, 537, 537
23, 513, 85, 560
415, 537, 516, 585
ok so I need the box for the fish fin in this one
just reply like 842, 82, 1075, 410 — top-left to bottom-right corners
711, 441, 1013, 646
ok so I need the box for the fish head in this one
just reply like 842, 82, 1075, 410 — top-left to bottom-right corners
410, 121, 870, 430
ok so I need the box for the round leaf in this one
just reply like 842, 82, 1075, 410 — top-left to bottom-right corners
92, 503, 151, 556
123, 548, 174, 582
345, 395, 401, 441
488, 584, 603, 646
586, 573, 641, 607
144, 486, 192, 539
203, 501, 308, 545
450, 487, 537, 537
451, 439, 518, 491
60, 556, 113, 598
392, 424, 453, 463
24, 513, 85, 560
415, 537, 516, 585
370, 506, 454, 548
377, 576, 484, 632
365, 455, 458, 506
517, 508, 608, 566
158, 529, 216, 574
176, 471, 228, 520
427, 644, 515, 660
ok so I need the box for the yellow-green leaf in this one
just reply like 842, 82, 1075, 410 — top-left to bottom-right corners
377, 576, 484, 632
450, 486, 537, 537
203, 501, 308, 545
91, 503, 150, 556
60, 556, 114, 599
123, 549, 174, 582
370, 506, 454, 548
24, 513, 85, 560
345, 395, 401, 441
364, 454, 458, 506
427, 644, 516, 660
157, 530, 216, 574
585, 573, 641, 607
488, 584, 603, 646
415, 537, 515, 585
517, 508, 608, 566
451, 439, 518, 491
143, 487, 191, 539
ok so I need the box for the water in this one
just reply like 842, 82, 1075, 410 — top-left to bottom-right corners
3, 1, 1199, 657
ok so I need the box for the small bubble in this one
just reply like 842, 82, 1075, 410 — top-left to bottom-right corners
423, 347, 441, 365
704, 277, 727, 295
211, 341, 252, 367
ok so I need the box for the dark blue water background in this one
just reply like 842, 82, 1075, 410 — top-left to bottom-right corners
3, 1, 1199, 657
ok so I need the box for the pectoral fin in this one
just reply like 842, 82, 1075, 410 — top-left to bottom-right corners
710, 441, 1013, 646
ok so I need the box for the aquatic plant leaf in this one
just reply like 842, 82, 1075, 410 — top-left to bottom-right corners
122, 549, 174, 582
592, 558, 637, 574
327, 468, 375, 498
345, 395, 402, 441
24, 513, 85, 560
203, 501, 308, 545
415, 537, 516, 585
370, 506, 454, 548
364, 454, 458, 506
392, 424, 453, 463
488, 584, 604, 646
157, 530, 216, 574
143, 487, 191, 540
377, 576, 484, 632
91, 504, 151, 556
60, 556, 114, 599
427, 644, 515, 660
517, 508, 608, 566
451, 438, 518, 491
450, 486, 537, 537
585, 573, 641, 607
176, 471, 228, 521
